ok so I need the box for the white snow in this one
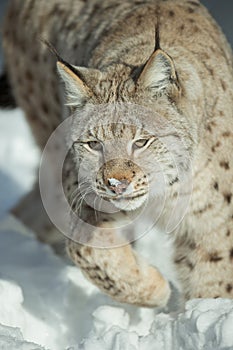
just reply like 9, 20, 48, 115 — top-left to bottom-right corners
0, 109, 40, 216
0, 108, 233, 350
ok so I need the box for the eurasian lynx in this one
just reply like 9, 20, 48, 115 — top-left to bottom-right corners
2, 0, 233, 307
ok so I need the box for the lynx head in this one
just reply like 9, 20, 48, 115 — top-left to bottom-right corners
56, 42, 193, 212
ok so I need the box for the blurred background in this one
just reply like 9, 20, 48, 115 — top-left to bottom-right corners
0, 0, 232, 69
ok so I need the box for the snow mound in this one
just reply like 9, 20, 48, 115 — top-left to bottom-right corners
80, 299, 233, 350
0, 324, 46, 350
0, 216, 233, 350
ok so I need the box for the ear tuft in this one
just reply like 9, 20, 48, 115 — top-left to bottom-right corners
41, 38, 95, 108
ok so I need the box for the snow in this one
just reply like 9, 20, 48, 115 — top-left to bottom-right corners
0, 108, 233, 350
0, 109, 39, 216
0, 323, 46, 350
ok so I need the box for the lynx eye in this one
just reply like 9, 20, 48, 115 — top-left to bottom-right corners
87, 141, 103, 151
133, 139, 149, 149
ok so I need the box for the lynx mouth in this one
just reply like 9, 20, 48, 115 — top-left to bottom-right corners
107, 191, 148, 211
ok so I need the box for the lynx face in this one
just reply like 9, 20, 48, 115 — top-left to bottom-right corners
72, 120, 152, 211
58, 48, 192, 212
69, 105, 188, 213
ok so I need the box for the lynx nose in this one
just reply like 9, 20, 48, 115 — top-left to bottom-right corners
108, 178, 130, 195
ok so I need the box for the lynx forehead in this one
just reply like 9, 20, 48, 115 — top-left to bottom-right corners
2, 0, 233, 307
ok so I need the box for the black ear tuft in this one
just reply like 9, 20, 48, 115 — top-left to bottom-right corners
40, 38, 81, 76
40, 38, 96, 108
40, 38, 63, 62
154, 19, 161, 52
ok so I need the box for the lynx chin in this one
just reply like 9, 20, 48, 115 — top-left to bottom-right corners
2, 0, 233, 307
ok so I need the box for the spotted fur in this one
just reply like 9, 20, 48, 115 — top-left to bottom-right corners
3, 0, 233, 306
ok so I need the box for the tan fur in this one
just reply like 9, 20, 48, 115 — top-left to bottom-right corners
2, 0, 233, 306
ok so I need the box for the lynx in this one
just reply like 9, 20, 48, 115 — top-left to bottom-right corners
2, 0, 233, 307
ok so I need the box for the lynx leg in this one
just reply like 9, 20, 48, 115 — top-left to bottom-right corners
11, 180, 65, 254
67, 224, 171, 308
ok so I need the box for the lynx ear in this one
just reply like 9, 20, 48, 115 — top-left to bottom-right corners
40, 39, 96, 107
57, 61, 96, 107
138, 49, 180, 96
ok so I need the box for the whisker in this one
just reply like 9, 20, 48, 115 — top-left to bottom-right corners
69, 185, 91, 215
93, 194, 99, 221
76, 189, 93, 216
69, 180, 92, 202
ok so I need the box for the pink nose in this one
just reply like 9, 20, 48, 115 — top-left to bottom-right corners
108, 178, 130, 195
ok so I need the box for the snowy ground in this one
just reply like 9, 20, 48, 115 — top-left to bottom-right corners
1, 109, 233, 350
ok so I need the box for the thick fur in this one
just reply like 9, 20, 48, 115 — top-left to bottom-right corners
2, 0, 233, 306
